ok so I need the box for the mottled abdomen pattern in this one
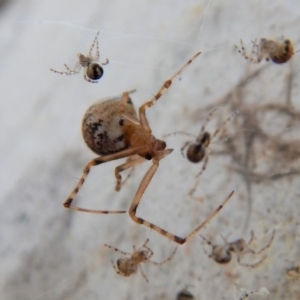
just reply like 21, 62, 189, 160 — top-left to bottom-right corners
271, 39, 294, 64
82, 97, 137, 155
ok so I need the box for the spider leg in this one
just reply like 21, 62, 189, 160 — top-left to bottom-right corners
50, 68, 78, 76
50, 61, 81, 76
63, 63, 75, 73
144, 248, 153, 260
234, 39, 247, 59
149, 247, 177, 266
67, 61, 82, 73
181, 141, 192, 158
119, 92, 141, 126
211, 110, 238, 139
199, 235, 215, 258
251, 230, 275, 255
90, 33, 109, 65
104, 245, 131, 256
188, 155, 209, 200
237, 254, 267, 268
139, 52, 201, 131
129, 149, 234, 244
162, 132, 196, 157
163, 132, 196, 139
89, 31, 99, 57
102, 58, 109, 65
251, 39, 263, 63
247, 230, 255, 245
142, 238, 150, 248
63, 146, 149, 214
115, 156, 145, 192
139, 240, 153, 259
84, 72, 99, 83
139, 266, 149, 282
198, 107, 218, 137
94, 32, 100, 60
118, 155, 140, 190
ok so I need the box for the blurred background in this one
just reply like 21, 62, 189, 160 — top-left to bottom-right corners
0, 0, 299, 299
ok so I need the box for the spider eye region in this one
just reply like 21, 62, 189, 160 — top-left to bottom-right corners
86, 63, 104, 80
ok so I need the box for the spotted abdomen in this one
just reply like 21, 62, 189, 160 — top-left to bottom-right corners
82, 97, 137, 155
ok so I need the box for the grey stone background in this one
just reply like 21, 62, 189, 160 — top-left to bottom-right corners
0, 0, 299, 299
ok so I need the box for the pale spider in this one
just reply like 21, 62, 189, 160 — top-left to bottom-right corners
63, 52, 235, 244
200, 230, 275, 267
164, 108, 237, 200
236, 287, 270, 300
286, 265, 300, 278
104, 239, 177, 282
235, 37, 295, 64
50, 31, 109, 83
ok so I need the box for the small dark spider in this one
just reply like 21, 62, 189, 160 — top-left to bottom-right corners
286, 265, 300, 278
50, 31, 108, 83
177, 289, 194, 300
200, 230, 275, 267
164, 108, 237, 199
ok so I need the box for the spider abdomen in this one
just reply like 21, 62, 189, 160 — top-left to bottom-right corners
186, 144, 205, 163
82, 97, 137, 155
86, 63, 104, 80
269, 39, 294, 64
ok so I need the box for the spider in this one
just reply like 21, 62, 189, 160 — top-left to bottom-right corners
286, 265, 300, 278
63, 51, 235, 244
164, 108, 237, 200
236, 287, 270, 300
177, 289, 194, 300
104, 239, 177, 282
50, 31, 109, 83
235, 37, 295, 64
200, 230, 275, 267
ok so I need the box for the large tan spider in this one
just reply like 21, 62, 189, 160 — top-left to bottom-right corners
63, 52, 234, 244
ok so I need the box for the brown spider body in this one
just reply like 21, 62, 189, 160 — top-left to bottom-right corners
105, 239, 177, 282
186, 132, 210, 163
122, 123, 167, 160
235, 37, 295, 64
260, 38, 294, 64
116, 257, 138, 277
116, 249, 151, 278
209, 244, 232, 264
177, 289, 194, 300
201, 230, 275, 267
64, 52, 234, 244
164, 109, 236, 200
210, 239, 248, 264
82, 95, 167, 159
